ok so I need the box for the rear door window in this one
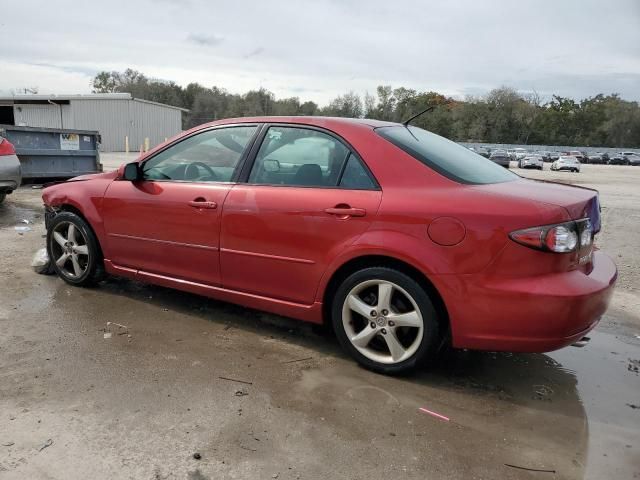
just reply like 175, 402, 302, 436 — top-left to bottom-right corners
339, 154, 377, 190
249, 126, 349, 187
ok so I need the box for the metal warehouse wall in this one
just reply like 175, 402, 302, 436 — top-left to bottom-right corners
11, 99, 183, 152
14, 104, 73, 129
129, 100, 183, 151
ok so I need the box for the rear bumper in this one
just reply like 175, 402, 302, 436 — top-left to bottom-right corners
0, 154, 22, 192
443, 250, 617, 352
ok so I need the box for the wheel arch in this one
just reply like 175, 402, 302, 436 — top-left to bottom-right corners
321, 254, 450, 337
55, 204, 105, 259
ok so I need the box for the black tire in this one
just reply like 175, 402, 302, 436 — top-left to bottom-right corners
331, 267, 441, 375
47, 211, 105, 286
0, 192, 5, 204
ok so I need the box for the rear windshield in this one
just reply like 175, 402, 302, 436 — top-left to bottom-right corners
376, 126, 517, 184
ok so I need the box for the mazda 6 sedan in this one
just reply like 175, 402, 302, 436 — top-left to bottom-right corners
42, 117, 617, 374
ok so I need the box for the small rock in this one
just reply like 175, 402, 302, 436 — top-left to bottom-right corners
38, 439, 53, 451
2, 442, 14, 447
104, 333, 112, 339
193, 453, 201, 460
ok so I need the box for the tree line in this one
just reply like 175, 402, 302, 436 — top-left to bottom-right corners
92, 69, 640, 147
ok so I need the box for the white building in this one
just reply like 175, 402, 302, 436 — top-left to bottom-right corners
0, 93, 187, 152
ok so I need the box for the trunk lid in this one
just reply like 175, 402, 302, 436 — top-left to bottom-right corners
475, 178, 601, 232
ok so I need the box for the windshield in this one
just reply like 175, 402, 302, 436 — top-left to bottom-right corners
376, 126, 517, 184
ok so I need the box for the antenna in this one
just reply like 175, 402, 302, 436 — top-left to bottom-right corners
401, 105, 435, 127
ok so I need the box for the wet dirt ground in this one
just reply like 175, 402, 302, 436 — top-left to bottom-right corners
1, 161, 639, 479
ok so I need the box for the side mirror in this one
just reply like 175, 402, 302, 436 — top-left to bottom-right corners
123, 162, 141, 181
263, 159, 280, 173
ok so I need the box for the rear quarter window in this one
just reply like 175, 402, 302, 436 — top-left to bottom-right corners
376, 126, 517, 184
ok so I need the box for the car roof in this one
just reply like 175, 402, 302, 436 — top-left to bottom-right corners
204, 116, 400, 129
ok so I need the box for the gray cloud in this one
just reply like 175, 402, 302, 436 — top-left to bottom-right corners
1, 0, 639, 104
186, 33, 224, 47
243, 47, 264, 59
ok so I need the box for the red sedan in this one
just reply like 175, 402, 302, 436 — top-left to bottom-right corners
42, 117, 617, 374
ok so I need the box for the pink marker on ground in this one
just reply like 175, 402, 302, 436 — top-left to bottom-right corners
419, 407, 450, 422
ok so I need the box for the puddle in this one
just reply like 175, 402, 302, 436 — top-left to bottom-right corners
551, 331, 640, 480
288, 329, 639, 479
0, 198, 40, 228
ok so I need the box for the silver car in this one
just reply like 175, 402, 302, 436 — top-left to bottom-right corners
513, 148, 528, 160
0, 136, 22, 204
519, 155, 544, 170
551, 156, 581, 173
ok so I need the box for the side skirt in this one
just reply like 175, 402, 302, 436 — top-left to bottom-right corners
103, 259, 324, 324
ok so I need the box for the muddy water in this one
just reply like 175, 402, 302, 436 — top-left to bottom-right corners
282, 330, 639, 479
551, 332, 640, 479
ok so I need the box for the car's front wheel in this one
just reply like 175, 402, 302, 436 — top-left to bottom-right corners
47, 211, 104, 286
0, 192, 6, 204
332, 267, 440, 374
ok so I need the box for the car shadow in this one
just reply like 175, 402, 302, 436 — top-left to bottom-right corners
94, 274, 587, 411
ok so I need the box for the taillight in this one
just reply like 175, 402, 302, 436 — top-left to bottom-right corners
510, 219, 592, 253
0, 137, 16, 156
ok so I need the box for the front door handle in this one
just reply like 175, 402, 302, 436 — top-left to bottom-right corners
324, 206, 366, 218
188, 198, 217, 209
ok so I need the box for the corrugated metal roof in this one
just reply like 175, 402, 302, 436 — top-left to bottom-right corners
0, 93, 132, 101
0, 93, 189, 112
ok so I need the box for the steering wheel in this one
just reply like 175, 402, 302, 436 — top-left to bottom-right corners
185, 162, 218, 181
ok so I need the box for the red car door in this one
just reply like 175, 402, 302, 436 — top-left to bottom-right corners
102, 125, 258, 285
220, 125, 382, 304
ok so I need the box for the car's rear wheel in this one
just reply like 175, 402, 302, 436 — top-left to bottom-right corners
332, 267, 440, 374
0, 192, 6, 204
47, 211, 104, 286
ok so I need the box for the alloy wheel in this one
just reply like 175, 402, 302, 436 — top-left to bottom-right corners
342, 279, 424, 365
50, 221, 90, 279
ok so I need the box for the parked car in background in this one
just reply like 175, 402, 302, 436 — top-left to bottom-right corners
609, 153, 629, 165
489, 150, 511, 168
587, 153, 605, 164
0, 136, 22, 204
623, 152, 640, 166
40, 116, 616, 373
536, 151, 551, 162
475, 147, 490, 158
548, 151, 561, 161
518, 154, 544, 170
513, 148, 528, 160
467, 146, 490, 158
552, 156, 581, 172
566, 150, 586, 162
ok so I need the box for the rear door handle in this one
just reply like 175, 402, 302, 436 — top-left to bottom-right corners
188, 199, 217, 209
324, 206, 366, 217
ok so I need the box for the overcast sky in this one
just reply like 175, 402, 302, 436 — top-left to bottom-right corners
1, 0, 639, 104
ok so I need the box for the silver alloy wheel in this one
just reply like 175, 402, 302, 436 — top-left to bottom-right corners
342, 279, 424, 365
51, 221, 90, 279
